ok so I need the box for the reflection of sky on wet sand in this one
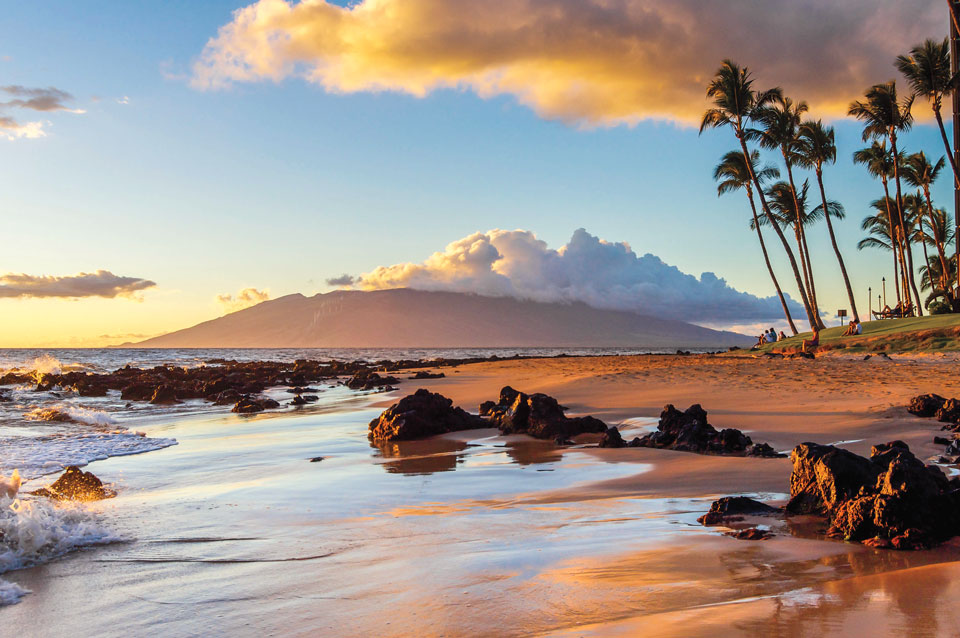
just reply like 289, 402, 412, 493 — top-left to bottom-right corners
6, 394, 960, 637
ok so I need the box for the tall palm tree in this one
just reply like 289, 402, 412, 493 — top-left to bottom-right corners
896, 39, 960, 188
905, 192, 936, 288
752, 96, 825, 328
714, 150, 798, 334
853, 143, 904, 305
762, 180, 819, 286
902, 151, 952, 295
798, 119, 859, 321
700, 60, 819, 328
896, 37, 960, 301
849, 82, 923, 315
918, 206, 958, 307
859, 198, 915, 311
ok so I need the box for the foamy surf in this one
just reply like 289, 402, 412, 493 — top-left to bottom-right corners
0, 496, 121, 605
0, 432, 177, 479
24, 405, 117, 428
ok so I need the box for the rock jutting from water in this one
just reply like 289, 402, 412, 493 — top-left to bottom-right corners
632, 404, 784, 457
479, 386, 608, 440
786, 441, 960, 550
368, 389, 487, 442
32, 466, 113, 501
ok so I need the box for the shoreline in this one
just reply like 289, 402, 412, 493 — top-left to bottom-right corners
5, 353, 960, 635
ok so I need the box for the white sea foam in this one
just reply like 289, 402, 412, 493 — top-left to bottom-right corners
0, 496, 121, 605
0, 432, 177, 479
29, 354, 62, 380
23, 405, 117, 429
0, 578, 30, 606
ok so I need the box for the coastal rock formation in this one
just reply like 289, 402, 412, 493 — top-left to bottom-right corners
726, 528, 774, 541
369, 389, 487, 441
231, 396, 281, 413
633, 404, 783, 457
908, 393, 946, 418
346, 371, 400, 390
480, 386, 607, 440
411, 371, 445, 379
698, 496, 779, 525
598, 426, 627, 448
937, 398, 960, 425
787, 441, 960, 549
32, 466, 112, 501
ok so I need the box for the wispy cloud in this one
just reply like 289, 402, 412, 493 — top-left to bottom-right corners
0, 84, 84, 140
216, 287, 270, 313
0, 270, 156, 300
193, 0, 941, 126
355, 228, 803, 323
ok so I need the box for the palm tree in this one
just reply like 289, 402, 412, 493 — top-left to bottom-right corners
896, 37, 960, 302
905, 192, 936, 288
849, 82, 923, 315
859, 198, 915, 312
896, 39, 960, 188
752, 96, 825, 328
902, 151, 952, 298
762, 180, 819, 286
853, 143, 904, 305
700, 60, 819, 328
918, 206, 958, 307
798, 119, 859, 321
714, 150, 798, 334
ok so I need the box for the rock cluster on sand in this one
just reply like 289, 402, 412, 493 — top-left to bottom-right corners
32, 466, 112, 501
786, 441, 960, 549
368, 389, 486, 441
231, 396, 281, 413
346, 371, 400, 391
479, 386, 608, 441
632, 404, 784, 457
410, 371, 445, 379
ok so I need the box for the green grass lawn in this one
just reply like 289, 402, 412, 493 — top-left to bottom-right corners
757, 313, 960, 354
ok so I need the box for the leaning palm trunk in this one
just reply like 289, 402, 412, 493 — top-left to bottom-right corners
890, 132, 924, 314
815, 172, 859, 321
747, 191, 799, 334
784, 161, 824, 327
736, 137, 819, 328
921, 185, 952, 290
881, 180, 903, 305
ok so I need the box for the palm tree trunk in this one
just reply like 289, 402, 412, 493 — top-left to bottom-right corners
736, 136, 818, 329
784, 160, 825, 328
816, 169, 859, 321
918, 215, 935, 301
748, 190, 799, 334
934, 106, 960, 188
890, 132, 925, 315
881, 180, 903, 305
923, 185, 952, 290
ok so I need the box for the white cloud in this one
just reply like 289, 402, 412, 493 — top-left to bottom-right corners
355, 228, 803, 323
0, 270, 156, 300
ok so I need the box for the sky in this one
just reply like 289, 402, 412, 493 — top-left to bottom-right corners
0, 0, 953, 346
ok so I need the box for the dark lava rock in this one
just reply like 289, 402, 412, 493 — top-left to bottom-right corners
937, 398, 960, 424
632, 404, 772, 456
908, 393, 947, 418
121, 383, 154, 401
698, 496, 779, 525
212, 389, 242, 405
368, 389, 486, 442
149, 384, 180, 405
309, 456, 325, 462
747, 442, 785, 458
32, 466, 111, 501
232, 396, 280, 414
934, 436, 952, 446
598, 426, 626, 448
411, 371, 445, 379
786, 441, 960, 549
726, 528, 774, 541
287, 387, 319, 394
479, 386, 607, 440
347, 371, 401, 390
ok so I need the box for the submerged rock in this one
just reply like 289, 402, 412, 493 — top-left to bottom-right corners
726, 528, 774, 541
480, 386, 607, 440
633, 404, 782, 456
231, 396, 280, 413
698, 496, 780, 525
786, 441, 960, 549
369, 389, 486, 441
33, 466, 112, 501
346, 371, 400, 391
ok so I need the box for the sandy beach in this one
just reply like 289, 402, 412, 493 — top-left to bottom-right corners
7, 352, 960, 637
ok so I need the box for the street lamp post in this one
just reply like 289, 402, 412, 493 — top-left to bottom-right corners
882, 277, 886, 309
868, 286, 872, 319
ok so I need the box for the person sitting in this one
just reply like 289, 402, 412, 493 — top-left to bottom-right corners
778, 330, 787, 341
766, 328, 777, 343
842, 319, 861, 337
801, 328, 819, 354
753, 335, 765, 349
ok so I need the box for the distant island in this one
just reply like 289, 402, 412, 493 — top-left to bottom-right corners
129, 289, 751, 348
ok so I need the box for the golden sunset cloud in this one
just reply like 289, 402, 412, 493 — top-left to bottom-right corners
194, 0, 943, 126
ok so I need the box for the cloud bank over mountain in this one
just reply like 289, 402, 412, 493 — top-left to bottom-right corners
216, 287, 270, 313
354, 228, 801, 323
193, 0, 940, 126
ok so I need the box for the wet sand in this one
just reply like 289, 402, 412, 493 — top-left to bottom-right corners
8, 353, 960, 637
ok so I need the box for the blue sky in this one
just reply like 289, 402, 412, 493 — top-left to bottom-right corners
0, 0, 952, 345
